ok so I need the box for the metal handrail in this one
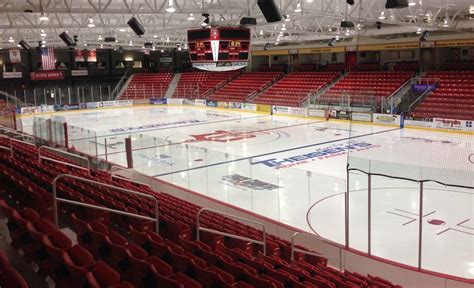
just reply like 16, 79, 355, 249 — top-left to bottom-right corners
291, 232, 343, 271
52, 174, 159, 233
407, 80, 440, 110
38, 146, 90, 172
196, 207, 266, 255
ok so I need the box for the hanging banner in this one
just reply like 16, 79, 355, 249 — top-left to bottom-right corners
30, 71, 65, 81
9, 49, 21, 63
2, 72, 22, 79
87, 49, 97, 62
71, 70, 88, 76
75, 49, 85, 62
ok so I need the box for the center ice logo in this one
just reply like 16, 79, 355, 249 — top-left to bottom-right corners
252, 141, 380, 169
187, 130, 269, 143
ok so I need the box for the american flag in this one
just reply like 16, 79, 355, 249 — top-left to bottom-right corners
40, 47, 56, 70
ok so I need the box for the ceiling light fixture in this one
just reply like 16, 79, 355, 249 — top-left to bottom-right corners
8, 37, 14, 43
416, 27, 422, 34
294, 2, 302, 13
40, 29, 47, 37
378, 11, 386, 20
98, 35, 103, 40
119, 28, 126, 32
187, 13, 195, 21
87, 18, 95, 28
39, 12, 49, 21
166, 0, 176, 13
284, 15, 290, 22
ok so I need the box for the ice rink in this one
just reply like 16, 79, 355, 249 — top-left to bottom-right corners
22, 106, 474, 279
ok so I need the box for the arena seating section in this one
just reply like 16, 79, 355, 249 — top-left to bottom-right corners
0, 134, 402, 288
121, 73, 173, 100
318, 71, 413, 107
208, 72, 282, 103
172, 71, 240, 98
0, 251, 28, 287
252, 72, 340, 107
411, 71, 474, 120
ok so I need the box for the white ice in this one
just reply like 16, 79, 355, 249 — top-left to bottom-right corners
21, 106, 474, 279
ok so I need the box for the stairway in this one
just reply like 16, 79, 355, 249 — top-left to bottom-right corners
164, 73, 182, 98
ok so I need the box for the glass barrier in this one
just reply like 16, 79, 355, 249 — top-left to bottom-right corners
347, 156, 474, 278
68, 124, 98, 158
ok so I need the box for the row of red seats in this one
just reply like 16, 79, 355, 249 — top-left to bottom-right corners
412, 71, 474, 120
0, 200, 132, 287
319, 71, 412, 107
121, 73, 173, 100
173, 71, 241, 99
0, 249, 28, 288
0, 135, 401, 288
252, 72, 339, 107
208, 72, 282, 103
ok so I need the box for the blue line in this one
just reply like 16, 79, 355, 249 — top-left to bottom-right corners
152, 127, 400, 177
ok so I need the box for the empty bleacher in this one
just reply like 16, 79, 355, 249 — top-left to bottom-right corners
252, 72, 340, 107
121, 73, 173, 100
208, 72, 282, 103
318, 71, 413, 108
411, 71, 474, 120
172, 71, 240, 99
0, 134, 402, 288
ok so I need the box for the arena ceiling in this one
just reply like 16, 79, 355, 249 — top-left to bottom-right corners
0, 0, 473, 49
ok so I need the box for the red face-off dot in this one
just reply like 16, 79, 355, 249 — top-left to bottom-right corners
427, 219, 446, 226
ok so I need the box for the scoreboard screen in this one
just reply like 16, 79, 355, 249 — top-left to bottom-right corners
187, 27, 251, 71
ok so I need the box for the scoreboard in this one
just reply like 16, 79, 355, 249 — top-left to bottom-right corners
187, 27, 250, 71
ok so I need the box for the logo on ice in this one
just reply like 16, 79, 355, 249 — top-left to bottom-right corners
252, 141, 380, 169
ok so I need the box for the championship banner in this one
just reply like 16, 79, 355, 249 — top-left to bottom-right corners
75, 49, 85, 62
87, 49, 97, 62
30, 71, 65, 81
9, 49, 21, 64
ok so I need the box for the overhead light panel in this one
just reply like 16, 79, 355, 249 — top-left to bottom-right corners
284, 15, 290, 22
188, 13, 195, 21
8, 37, 14, 43
119, 28, 126, 32
40, 29, 47, 37
98, 35, 103, 41
408, 0, 416, 6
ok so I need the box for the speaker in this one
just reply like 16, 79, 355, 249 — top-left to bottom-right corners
340, 21, 355, 28
59, 32, 76, 46
127, 17, 146, 36
420, 30, 429, 41
385, 0, 408, 9
375, 21, 382, 29
144, 42, 153, 48
104, 37, 116, 42
19, 40, 31, 51
257, 0, 282, 23
240, 17, 257, 25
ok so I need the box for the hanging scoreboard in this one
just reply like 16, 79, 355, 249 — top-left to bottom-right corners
187, 27, 251, 71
